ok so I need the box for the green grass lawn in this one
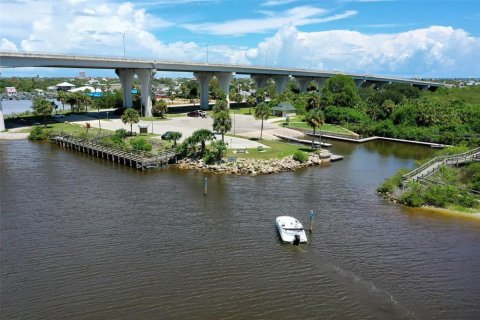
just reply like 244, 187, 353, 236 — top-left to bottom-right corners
225, 137, 312, 160
39, 122, 110, 136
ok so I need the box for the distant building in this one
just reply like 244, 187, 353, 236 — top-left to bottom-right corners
56, 82, 76, 91
5, 87, 17, 97
271, 102, 297, 117
79, 71, 86, 79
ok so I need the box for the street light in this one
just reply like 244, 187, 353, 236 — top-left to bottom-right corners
206, 42, 209, 63
265, 48, 268, 66
122, 32, 126, 57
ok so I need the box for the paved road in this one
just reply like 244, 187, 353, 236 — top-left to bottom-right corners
73, 113, 303, 149
1, 112, 304, 149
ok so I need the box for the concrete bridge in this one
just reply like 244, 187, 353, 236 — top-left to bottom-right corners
0, 51, 442, 131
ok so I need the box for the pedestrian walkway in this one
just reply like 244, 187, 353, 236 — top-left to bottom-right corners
402, 147, 480, 181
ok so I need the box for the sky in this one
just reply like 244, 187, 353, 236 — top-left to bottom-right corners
0, 0, 479, 78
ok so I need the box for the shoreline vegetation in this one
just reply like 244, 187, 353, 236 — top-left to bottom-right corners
378, 146, 480, 216
3, 75, 479, 217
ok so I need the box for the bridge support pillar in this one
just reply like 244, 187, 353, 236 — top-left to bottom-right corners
215, 72, 235, 106
272, 75, 289, 95
314, 78, 327, 93
295, 77, 313, 92
115, 68, 135, 108
0, 100, 5, 132
194, 72, 214, 110
251, 74, 270, 89
136, 68, 156, 117
355, 78, 366, 89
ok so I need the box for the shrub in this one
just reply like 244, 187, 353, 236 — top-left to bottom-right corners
423, 185, 456, 208
28, 126, 48, 140
293, 151, 308, 163
377, 168, 409, 193
130, 137, 152, 152
400, 182, 425, 207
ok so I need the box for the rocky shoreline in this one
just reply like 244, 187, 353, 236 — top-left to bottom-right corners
174, 152, 332, 175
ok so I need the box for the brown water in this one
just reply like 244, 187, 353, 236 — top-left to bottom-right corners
1, 139, 479, 319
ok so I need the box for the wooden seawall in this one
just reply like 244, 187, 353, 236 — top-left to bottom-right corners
50, 135, 177, 170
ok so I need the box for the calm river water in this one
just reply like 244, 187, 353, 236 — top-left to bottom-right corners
1, 139, 479, 319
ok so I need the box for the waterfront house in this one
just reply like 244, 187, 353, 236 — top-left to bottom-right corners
56, 82, 76, 91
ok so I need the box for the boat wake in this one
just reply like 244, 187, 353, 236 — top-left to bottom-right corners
331, 264, 416, 319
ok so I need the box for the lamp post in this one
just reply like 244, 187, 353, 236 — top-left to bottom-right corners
206, 42, 209, 63
122, 32, 126, 57
265, 48, 268, 66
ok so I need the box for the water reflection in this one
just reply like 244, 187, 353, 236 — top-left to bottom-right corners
1, 139, 479, 320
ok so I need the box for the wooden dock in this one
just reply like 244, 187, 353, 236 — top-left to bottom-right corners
50, 135, 178, 170
273, 134, 332, 147
305, 131, 449, 148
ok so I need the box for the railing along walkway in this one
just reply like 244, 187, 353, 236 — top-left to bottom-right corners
50, 135, 177, 170
402, 147, 480, 182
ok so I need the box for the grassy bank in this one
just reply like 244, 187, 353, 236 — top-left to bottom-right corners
378, 161, 480, 215
225, 136, 317, 160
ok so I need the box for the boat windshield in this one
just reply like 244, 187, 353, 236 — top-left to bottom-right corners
283, 228, 304, 231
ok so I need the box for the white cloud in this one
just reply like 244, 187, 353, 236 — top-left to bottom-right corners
240, 25, 480, 77
182, 6, 357, 36
261, 0, 297, 6
0, 38, 18, 51
1, 1, 479, 78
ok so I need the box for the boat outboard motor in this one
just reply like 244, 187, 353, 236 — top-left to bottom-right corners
293, 235, 300, 246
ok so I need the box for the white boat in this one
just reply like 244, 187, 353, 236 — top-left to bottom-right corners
276, 216, 308, 245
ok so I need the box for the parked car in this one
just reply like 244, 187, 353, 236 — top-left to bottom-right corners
161, 131, 175, 140
187, 110, 207, 118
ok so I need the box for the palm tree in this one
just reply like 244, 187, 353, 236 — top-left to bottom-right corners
169, 131, 182, 147
153, 99, 168, 118
57, 91, 67, 111
306, 92, 321, 111
233, 92, 243, 107
213, 110, 232, 143
246, 95, 256, 115
32, 97, 54, 128
254, 102, 272, 140
121, 108, 140, 135
191, 129, 214, 157
212, 98, 228, 114
305, 108, 325, 150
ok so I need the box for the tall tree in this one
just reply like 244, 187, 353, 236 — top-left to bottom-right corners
169, 131, 182, 147
152, 99, 168, 118
305, 108, 325, 150
246, 95, 256, 115
32, 97, 54, 128
121, 108, 140, 135
254, 102, 272, 140
57, 91, 67, 111
233, 92, 243, 107
321, 75, 360, 108
191, 129, 214, 156
213, 110, 232, 143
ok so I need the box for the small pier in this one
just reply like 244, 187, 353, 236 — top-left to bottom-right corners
273, 134, 332, 147
305, 131, 449, 148
50, 135, 178, 170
